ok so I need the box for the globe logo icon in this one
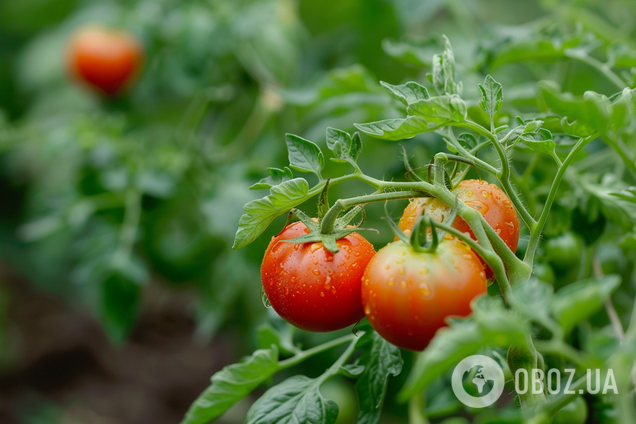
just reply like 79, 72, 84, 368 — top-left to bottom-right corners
452, 355, 505, 408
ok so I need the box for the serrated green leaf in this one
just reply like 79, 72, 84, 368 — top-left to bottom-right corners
233, 178, 310, 250
539, 81, 611, 134
352, 328, 402, 424
471, 296, 529, 347
519, 128, 555, 155
611, 186, 636, 203
354, 116, 429, 141
285, 134, 324, 177
251, 167, 295, 190
431, 36, 461, 95
407, 94, 467, 125
245, 375, 339, 424
325, 127, 362, 166
550, 275, 621, 334
522, 120, 544, 134
478, 75, 503, 122
181, 347, 280, 424
380, 81, 430, 106
511, 278, 553, 323
457, 133, 477, 150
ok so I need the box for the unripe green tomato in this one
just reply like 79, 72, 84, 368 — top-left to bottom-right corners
532, 262, 556, 284
544, 232, 583, 272
551, 396, 588, 424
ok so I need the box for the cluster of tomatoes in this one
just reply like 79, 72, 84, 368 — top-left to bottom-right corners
261, 180, 520, 351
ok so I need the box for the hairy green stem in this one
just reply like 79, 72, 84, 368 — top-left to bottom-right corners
523, 134, 595, 267
278, 332, 361, 369
112, 188, 142, 268
457, 121, 536, 229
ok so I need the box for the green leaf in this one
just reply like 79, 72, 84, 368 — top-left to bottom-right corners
380, 81, 430, 106
351, 329, 402, 424
511, 278, 554, 323
407, 94, 467, 126
539, 81, 611, 134
325, 127, 362, 166
611, 186, 636, 203
233, 178, 310, 250
522, 120, 543, 134
519, 129, 556, 155
250, 167, 295, 190
285, 134, 324, 178
478, 75, 503, 122
181, 347, 280, 424
100, 272, 141, 344
457, 133, 477, 150
354, 116, 429, 141
550, 275, 621, 333
399, 320, 483, 401
399, 295, 527, 400
245, 375, 339, 424
471, 296, 528, 347
382, 38, 439, 67
430, 36, 461, 95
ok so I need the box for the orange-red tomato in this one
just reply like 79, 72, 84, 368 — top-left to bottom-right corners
261, 221, 375, 332
361, 239, 487, 351
67, 24, 144, 96
398, 179, 519, 278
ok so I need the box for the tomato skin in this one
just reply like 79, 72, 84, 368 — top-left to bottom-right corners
361, 239, 487, 351
261, 221, 375, 332
67, 24, 144, 96
398, 180, 519, 278
544, 232, 583, 272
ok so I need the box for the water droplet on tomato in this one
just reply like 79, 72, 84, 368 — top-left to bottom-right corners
261, 288, 271, 308
419, 268, 428, 275
310, 243, 321, 253
401, 281, 407, 289
388, 278, 394, 286
466, 189, 474, 197
398, 266, 405, 275
365, 305, 371, 315
385, 264, 390, 270
396, 258, 404, 264
320, 292, 325, 297
419, 282, 430, 295
312, 269, 320, 276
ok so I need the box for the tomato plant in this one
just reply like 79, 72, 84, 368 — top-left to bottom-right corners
1, 1, 636, 424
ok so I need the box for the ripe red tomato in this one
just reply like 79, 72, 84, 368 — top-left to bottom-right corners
67, 24, 144, 96
261, 221, 376, 332
398, 179, 519, 278
361, 239, 487, 351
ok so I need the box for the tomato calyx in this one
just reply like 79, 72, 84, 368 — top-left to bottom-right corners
384, 200, 458, 254
280, 206, 371, 253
